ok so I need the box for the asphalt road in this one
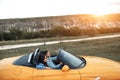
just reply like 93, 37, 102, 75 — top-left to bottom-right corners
0, 34, 120, 50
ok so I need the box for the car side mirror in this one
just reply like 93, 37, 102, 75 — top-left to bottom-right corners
62, 65, 70, 72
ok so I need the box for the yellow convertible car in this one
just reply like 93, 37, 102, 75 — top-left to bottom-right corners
0, 49, 120, 80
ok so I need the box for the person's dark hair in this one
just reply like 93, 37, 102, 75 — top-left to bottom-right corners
43, 50, 48, 55
39, 53, 44, 63
39, 50, 48, 63
38, 50, 49, 66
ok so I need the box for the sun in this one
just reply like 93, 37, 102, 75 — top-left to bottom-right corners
90, 5, 111, 16
83, 0, 112, 16
90, 11, 109, 17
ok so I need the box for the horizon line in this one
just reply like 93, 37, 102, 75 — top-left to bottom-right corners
0, 13, 120, 20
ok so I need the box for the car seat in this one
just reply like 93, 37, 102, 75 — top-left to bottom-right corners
32, 48, 41, 66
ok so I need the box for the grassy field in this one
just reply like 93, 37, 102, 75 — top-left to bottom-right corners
0, 36, 120, 62
0, 33, 117, 46
0, 36, 87, 46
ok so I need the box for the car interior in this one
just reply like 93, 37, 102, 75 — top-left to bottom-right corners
13, 48, 60, 68
13, 48, 86, 69
13, 48, 41, 67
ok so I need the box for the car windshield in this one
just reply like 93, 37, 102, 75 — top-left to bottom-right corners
62, 51, 82, 67
57, 49, 86, 69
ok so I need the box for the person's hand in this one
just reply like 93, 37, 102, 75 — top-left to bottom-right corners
60, 62, 63, 65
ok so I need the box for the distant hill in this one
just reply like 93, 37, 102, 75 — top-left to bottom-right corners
0, 14, 120, 32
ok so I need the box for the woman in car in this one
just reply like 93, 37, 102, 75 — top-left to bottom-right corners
36, 51, 51, 69
36, 50, 63, 69
45, 50, 63, 69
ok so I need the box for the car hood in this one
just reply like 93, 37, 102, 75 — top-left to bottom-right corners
79, 56, 120, 80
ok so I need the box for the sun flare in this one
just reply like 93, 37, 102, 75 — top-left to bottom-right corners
90, 6, 111, 16
83, 0, 114, 16
90, 10, 109, 16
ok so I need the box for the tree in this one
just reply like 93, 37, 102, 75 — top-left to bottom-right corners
0, 32, 5, 41
9, 27, 23, 40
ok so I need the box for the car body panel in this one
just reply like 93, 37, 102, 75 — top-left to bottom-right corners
33, 69, 80, 80
0, 56, 33, 80
79, 56, 120, 80
0, 56, 80, 80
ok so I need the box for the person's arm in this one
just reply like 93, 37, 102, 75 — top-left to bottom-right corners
36, 63, 52, 69
51, 62, 63, 69
36, 63, 46, 69
47, 60, 63, 69
50, 56, 57, 61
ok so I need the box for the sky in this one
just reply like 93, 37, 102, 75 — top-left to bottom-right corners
0, 0, 120, 19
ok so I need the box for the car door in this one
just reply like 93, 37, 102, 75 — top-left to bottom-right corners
33, 68, 80, 80
13, 66, 33, 80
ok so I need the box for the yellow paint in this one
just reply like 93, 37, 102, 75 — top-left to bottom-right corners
80, 56, 120, 80
0, 56, 120, 80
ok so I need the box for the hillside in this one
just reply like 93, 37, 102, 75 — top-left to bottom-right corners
0, 14, 120, 32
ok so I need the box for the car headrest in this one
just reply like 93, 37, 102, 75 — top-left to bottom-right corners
34, 48, 40, 59
32, 48, 41, 66
28, 52, 34, 64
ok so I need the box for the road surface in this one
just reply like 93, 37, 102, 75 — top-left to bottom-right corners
0, 34, 120, 50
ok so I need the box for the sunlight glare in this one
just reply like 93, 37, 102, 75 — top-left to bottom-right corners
84, 0, 114, 16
